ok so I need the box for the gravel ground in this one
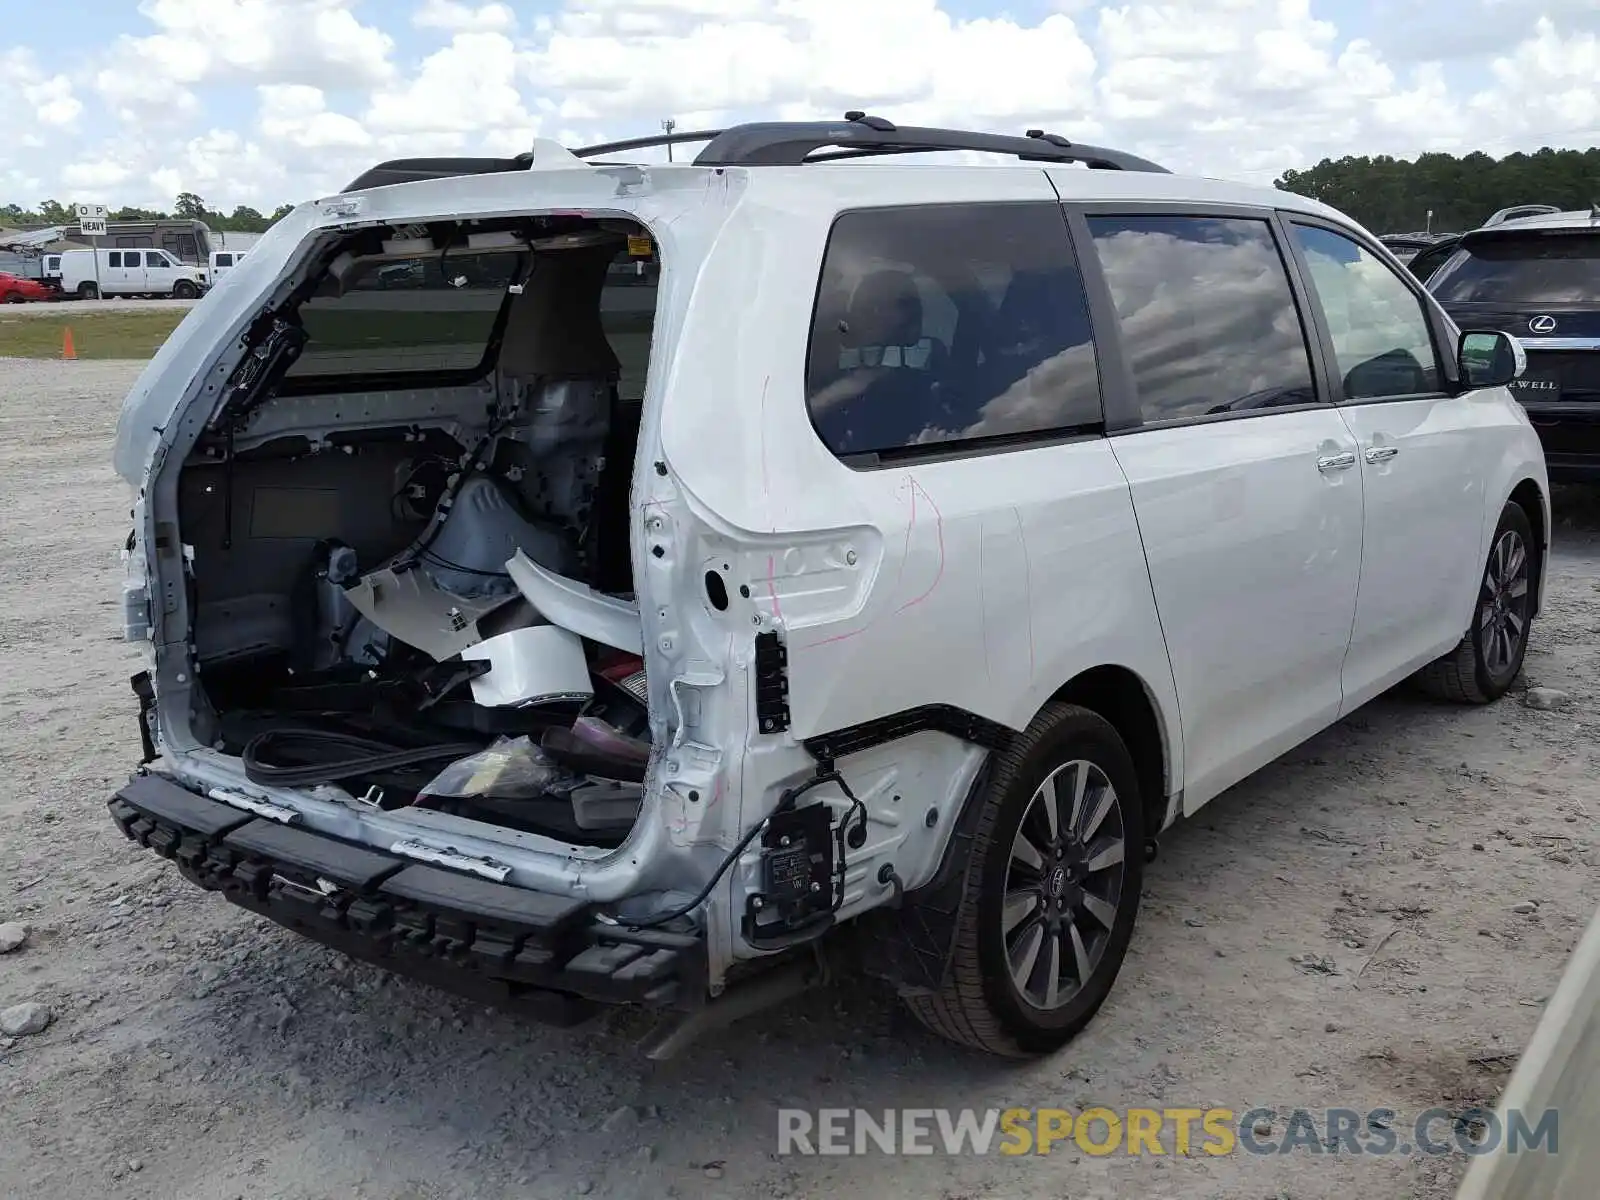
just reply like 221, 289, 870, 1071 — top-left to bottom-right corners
2, 358, 1597, 1200
5, 297, 198, 316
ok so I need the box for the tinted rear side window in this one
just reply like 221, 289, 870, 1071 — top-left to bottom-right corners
1429, 234, 1600, 305
805, 202, 1101, 459
1086, 214, 1317, 423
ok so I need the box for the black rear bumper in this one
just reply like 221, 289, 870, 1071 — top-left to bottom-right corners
108, 772, 705, 1023
1519, 401, 1600, 483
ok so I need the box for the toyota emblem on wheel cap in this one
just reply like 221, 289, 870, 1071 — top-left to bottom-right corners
1528, 314, 1557, 333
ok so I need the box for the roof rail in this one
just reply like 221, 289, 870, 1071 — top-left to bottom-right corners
340, 155, 534, 193
572, 128, 726, 160
339, 114, 1167, 193
1483, 204, 1562, 228
688, 114, 1169, 172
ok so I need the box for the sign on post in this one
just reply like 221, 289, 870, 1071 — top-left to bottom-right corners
76, 203, 108, 237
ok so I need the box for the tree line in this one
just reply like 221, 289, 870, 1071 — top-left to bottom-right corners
1, 192, 296, 233
1275, 147, 1600, 234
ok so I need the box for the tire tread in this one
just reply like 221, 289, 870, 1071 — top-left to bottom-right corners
905, 702, 1128, 1057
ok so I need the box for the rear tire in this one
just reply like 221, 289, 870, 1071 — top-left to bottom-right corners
1413, 499, 1535, 704
905, 703, 1145, 1057
77, 282, 98, 300
2, 292, 23, 303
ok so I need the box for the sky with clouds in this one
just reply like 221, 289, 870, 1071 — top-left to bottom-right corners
1, 0, 1596, 212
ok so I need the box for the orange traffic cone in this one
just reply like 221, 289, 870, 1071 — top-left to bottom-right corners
62, 327, 76, 360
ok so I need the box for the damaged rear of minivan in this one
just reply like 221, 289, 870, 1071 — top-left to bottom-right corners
107, 146, 809, 1046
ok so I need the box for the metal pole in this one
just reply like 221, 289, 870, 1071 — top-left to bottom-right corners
92, 231, 102, 300
662, 118, 676, 162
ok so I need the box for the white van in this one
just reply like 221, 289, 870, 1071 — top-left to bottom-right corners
58, 248, 206, 300
106, 117, 1549, 1059
202, 248, 248, 286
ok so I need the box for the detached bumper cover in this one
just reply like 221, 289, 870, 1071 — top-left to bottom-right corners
108, 772, 704, 1020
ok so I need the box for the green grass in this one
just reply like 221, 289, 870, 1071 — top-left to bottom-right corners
0, 302, 659, 362
0, 310, 187, 359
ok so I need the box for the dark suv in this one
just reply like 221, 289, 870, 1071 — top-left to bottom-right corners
1426, 208, 1600, 481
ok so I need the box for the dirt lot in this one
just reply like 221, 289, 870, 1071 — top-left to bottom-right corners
2, 358, 1597, 1200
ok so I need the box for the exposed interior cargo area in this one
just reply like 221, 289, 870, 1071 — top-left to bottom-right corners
174, 212, 661, 848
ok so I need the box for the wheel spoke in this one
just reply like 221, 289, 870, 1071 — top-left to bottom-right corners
1084, 838, 1125, 874
1003, 888, 1041, 934
1010, 921, 1045, 992
1479, 603, 1496, 630
1505, 539, 1526, 584
1039, 770, 1062, 844
1069, 920, 1093, 984
1042, 931, 1062, 1008
1011, 830, 1044, 873
1505, 610, 1524, 637
1509, 578, 1528, 600
1081, 892, 1118, 929
1079, 784, 1116, 841
1068, 760, 1089, 832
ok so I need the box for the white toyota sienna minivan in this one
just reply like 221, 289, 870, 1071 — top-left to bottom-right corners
108, 116, 1549, 1058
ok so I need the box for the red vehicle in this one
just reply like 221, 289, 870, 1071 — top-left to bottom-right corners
0, 272, 57, 303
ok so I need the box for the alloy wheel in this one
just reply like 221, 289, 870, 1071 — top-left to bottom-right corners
1480, 528, 1530, 677
1001, 759, 1128, 1011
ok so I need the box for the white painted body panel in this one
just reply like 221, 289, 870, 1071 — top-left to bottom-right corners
1337, 391, 1505, 712
1109, 411, 1364, 811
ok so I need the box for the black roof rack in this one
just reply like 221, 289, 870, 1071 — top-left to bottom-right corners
580, 114, 1167, 172
341, 155, 533, 193
571, 128, 726, 161
341, 114, 1167, 192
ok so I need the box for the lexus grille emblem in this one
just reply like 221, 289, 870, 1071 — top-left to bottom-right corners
1528, 314, 1557, 334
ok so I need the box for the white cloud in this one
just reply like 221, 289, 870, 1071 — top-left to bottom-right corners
1467, 18, 1600, 151
413, 0, 518, 33
1, 49, 83, 131
106, 0, 395, 91
60, 160, 134, 191
258, 85, 372, 150
0, 0, 1596, 211
365, 33, 536, 139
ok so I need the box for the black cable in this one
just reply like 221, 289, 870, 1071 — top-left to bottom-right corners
242, 727, 481, 788
623, 765, 866, 932
623, 813, 775, 931
420, 550, 510, 578
397, 418, 507, 570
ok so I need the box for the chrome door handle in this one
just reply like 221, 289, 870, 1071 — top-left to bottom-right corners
1317, 451, 1357, 472
1364, 445, 1400, 463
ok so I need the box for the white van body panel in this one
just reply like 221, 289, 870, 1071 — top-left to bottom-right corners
57, 247, 205, 298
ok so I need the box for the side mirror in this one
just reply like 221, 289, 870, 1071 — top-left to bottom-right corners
1458, 330, 1526, 389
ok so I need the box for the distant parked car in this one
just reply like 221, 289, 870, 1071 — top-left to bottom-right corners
1378, 232, 1442, 264
56, 248, 207, 300
1426, 206, 1600, 482
0, 271, 56, 303
200, 249, 248, 287
1404, 234, 1464, 285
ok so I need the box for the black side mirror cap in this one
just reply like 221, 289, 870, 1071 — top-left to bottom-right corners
1458, 329, 1526, 390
